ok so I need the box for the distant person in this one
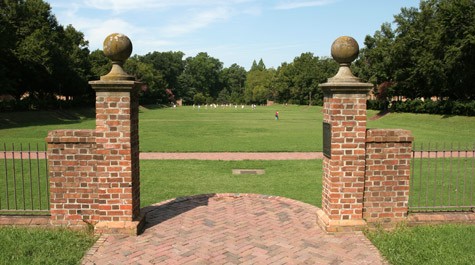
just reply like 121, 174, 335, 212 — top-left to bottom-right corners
275, 111, 279, 120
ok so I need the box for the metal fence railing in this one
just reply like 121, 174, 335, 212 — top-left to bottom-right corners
0, 143, 49, 215
410, 143, 474, 212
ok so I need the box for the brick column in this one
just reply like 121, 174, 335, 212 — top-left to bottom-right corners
89, 80, 142, 234
364, 129, 413, 227
316, 36, 372, 232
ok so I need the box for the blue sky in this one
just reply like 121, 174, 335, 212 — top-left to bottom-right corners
49, 0, 420, 69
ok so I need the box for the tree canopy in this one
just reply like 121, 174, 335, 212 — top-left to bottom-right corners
356, 0, 475, 101
1, 0, 473, 113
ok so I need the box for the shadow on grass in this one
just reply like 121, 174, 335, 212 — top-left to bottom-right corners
0, 108, 95, 130
139, 104, 169, 111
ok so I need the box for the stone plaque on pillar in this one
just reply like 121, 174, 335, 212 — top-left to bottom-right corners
316, 36, 373, 232
322, 122, 331, 158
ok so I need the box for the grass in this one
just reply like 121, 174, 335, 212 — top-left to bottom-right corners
0, 159, 49, 213
0, 227, 96, 265
366, 224, 475, 265
1, 105, 474, 151
410, 158, 475, 211
1, 105, 474, 264
367, 111, 475, 147
140, 159, 322, 207
138, 105, 321, 152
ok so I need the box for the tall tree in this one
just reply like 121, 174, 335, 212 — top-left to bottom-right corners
220, 63, 247, 103
0, 0, 91, 108
141, 51, 185, 96
244, 59, 275, 104
274, 54, 337, 105
358, 0, 475, 100
177, 52, 223, 103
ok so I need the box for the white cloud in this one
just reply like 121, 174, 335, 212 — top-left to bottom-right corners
159, 7, 233, 37
83, 0, 257, 13
62, 17, 143, 51
274, 0, 336, 10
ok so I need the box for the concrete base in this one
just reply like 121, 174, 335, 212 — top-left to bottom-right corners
316, 209, 367, 233
94, 215, 146, 236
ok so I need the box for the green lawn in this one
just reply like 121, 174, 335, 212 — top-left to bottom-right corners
0, 159, 49, 213
1, 159, 473, 264
0, 227, 96, 265
366, 224, 475, 265
140, 159, 322, 207
410, 157, 474, 212
1, 105, 474, 151
1, 106, 474, 264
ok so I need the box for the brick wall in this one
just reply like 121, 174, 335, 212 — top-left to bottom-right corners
46, 81, 143, 234
46, 129, 98, 228
364, 129, 413, 226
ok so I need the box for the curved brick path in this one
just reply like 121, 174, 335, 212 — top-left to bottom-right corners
82, 194, 386, 265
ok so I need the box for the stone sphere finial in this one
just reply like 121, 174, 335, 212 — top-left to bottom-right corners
101, 33, 134, 81
326, 36, 360, 83
331, 36, 359, 65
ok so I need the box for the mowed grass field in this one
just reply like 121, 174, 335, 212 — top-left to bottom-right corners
1, 105, 474, 265
0, 105, 474, 151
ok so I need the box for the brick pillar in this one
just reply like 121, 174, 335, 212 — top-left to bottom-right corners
316, 36, 372, 232
87, 33, 143, 235
89, 80, 142, 234
364, 129, 413, 227
47, 130, 98, 229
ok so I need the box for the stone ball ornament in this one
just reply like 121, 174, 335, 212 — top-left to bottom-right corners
103, 33, 133, 63
100, 33, 134, 81
330, 36, 359, 64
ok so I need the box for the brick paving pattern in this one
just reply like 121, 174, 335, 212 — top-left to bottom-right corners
82, 194, 386, 265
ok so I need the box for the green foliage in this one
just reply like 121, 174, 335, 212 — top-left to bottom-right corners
366, 224, 475, 265
274, 54, 337, 105
0, 227, 96, 265
358, 0, 475, 101
178, 52, 223, 103
220, 64, 247, 104
244, 65, 276, 104
367, 99, 475, 116
0, 0, 92, 109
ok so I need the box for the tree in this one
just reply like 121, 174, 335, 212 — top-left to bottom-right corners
244, 60, 275, 104
141, 51, 185, 98
177, 52, 223, 103
220, 64, 247, 103
125, 56, 168, 104
274, 54, 337, 105
0, 0, 92, 108
358, 0, 475, 101
89, 49, 111, 80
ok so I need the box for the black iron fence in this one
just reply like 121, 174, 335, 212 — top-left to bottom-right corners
0, 143, 49, 215
410, 143, 474, 212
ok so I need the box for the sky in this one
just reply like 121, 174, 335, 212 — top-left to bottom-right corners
48, 0, 420, 70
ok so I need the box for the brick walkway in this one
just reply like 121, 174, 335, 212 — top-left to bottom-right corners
82, 194, 386, 265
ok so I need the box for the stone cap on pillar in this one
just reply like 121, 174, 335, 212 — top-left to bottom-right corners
89, 33, 141, 91
320, 36, 372, 94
